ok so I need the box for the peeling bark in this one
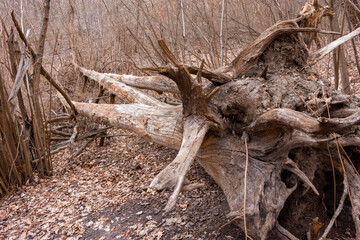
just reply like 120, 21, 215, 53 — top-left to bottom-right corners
71, 101, 182, 149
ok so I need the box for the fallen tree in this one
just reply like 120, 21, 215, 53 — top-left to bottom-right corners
66, 3, 360, 239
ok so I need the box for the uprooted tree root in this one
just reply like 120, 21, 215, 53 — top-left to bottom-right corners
64, 8, 360, 240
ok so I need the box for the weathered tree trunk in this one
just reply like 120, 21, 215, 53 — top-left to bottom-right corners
66, 3, 360, 239
329, 0, 351, 94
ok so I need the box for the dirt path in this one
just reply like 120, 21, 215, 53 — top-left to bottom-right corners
0, 129, 243, 239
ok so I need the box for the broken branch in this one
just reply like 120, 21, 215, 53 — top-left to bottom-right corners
11, 11, 78, 117
311, 27, 360, 63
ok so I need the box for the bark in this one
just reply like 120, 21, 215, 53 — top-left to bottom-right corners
68, 4, 360, 239
329, 0, 351, 94
71, 101, 182, 149
347, 0, 360, 28
103, 73, 179, 93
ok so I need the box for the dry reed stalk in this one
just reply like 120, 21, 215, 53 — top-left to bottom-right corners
345, 12, 360, 76
0, 71, 32, 197
0, 0, 59, 199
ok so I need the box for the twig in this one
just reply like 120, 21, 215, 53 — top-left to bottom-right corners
348, 0, 360, 14
47, 115, 72, 123
243, 131, 251, 240
326, 142, 337, 215
339, 144, 360, 177
215, 216, 242, 237
220, 0, 226, 66
333, 134, 360, 232
69, 138, 95, 160
10, 11, 78, 117
323, 88, 337, 215
345, 12, 360, 78
318, 179, 347, 240
69, 123, 78, 150
317, 30, 341, 35
76, 127, 112, 140
51, 130, 72, 137
276, 222, 300, 240
126, 27, 158, 67
32, 145, 67, 164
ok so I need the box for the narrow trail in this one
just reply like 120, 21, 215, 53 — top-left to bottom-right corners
0, 129, 242, 240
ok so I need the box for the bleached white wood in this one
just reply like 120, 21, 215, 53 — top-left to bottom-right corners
72, 101, 182, 149
311, 27, 360, 62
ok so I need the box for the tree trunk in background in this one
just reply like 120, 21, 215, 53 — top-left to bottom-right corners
347, 0, 360, 28
330, 0, 351, 94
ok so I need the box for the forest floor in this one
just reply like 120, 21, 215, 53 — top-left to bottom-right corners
0, 128, 244, 240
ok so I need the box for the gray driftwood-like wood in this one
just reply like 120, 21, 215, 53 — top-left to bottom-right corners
67, 4, 360, 239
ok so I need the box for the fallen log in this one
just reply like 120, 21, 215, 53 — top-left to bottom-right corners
67, 3, 360, 239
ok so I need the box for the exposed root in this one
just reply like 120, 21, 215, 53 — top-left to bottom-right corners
319, 179, 347, 240
65, 8, 360, 239
283, 158, 319, 195
181, 182, 205, 192
345, 161, 360, 237
228, 21, 314, 77
248, 108, 360, 135
276, 222, 300, 240
149, 118, 209, 212
243, 132, 250, 239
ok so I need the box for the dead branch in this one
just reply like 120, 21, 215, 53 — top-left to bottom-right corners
311, 27, 360, 63
73, 62, 168, 106
71, 101, 182, 149
319, 179, 348, 240
276, 222, 300, 240
11, 11, 78, 117
103, 73, 179, 93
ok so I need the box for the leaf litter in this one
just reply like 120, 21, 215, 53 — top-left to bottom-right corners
0, 129, 243, 239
